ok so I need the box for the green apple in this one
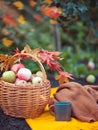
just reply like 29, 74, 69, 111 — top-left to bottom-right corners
32, 77, 42, 85
2, 71, 16, 83
36, 71, 43, 78
86, 74, 96, 83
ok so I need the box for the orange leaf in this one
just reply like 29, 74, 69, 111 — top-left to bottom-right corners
29, 0, 37, 7
0, 54, 17, 71
44, 0, 52, 4
56, 74, 69, 85
56, 71, 74, 85
50, 51, 62, 60
41, 6, 62, 19
2, 14, 17, 26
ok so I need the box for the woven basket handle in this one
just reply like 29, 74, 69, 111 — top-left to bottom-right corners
12, 53, 47, 79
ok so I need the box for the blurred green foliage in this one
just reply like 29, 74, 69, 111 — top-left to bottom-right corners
59, 21, 98, 77
0, 0, 98, 78
0, 22, 55, 54
52, 0, 98, 35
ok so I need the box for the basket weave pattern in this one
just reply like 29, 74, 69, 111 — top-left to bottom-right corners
0, 53, 51, 118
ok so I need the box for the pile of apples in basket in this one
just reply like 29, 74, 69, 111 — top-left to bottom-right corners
2, 63, 43, 86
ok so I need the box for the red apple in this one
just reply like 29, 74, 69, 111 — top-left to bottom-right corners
2, 71, 16, 83
17, 68, 32, 81
11, 63, 25, 73
87, 61, 95, 70
15, 78, 27, 85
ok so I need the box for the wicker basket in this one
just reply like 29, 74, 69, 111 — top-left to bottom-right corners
0, 53, 51, 118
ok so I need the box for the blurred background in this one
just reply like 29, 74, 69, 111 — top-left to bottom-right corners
0, 0, 98, 79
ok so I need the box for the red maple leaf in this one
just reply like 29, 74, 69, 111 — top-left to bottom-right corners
47, 61, 61, 71
38, 49, 62, 71
12, 48, 21, 55
48, 6, 61, 19
2, 14, 17, 26
12, 48, 26, 59
33, 14, 43, 21
41, 6, 61, 19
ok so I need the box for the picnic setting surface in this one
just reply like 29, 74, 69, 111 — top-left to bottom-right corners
26, 87, 98, 130
26, 111, 98, 130
0, 78, 98, 130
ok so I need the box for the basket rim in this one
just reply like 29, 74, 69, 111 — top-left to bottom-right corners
0, 78, 50, 88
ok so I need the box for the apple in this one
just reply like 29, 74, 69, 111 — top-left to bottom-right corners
15, 78, 27, 85
36, 71, 43, 78
2, 71, 16, 83
11, 63, 25, 73
17, 68, 32, 81
86, 74, 96, 83
32, 76, 42, 85
87, 61, 95, 70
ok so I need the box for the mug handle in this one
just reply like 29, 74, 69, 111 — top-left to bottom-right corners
49, 104, 55, 116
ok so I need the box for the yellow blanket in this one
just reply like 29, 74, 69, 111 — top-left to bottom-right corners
26, 88, 98, 130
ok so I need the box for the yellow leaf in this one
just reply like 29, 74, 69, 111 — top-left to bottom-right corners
2, 37, 13, 47
50, 19, 57, 25
44, 0, 52, 4
13, 1, 24, 10
22, 44, 32, 53
17, 15, 26, 24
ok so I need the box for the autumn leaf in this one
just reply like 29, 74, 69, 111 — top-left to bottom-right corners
38, 49, 54, 62
41, 6, 62, 19
13, 47, 26, 60
12, 48, 21, 55
50, 51, 62, 61
29, 0, 37, 7
2, 14, 17, 26
38, 49, 62, 71
0, 46, 35, 71
22, 44, 32, 53
13, 45, 40, 61
21, 44, 40, 57
17, 15, 26, 24
2, 37, 13, 47
48, 6, 62, 19
41, 6, 48, 16
13, 1, 24, 10
48, 61, 61, 71
50, 19, 57, 25
44, 0, 53, 4
33, 14, 43, 21
1, 28, 9, 36
55, 71, 74, 85
32, 48, 40, 57
0, 54, 17, 71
